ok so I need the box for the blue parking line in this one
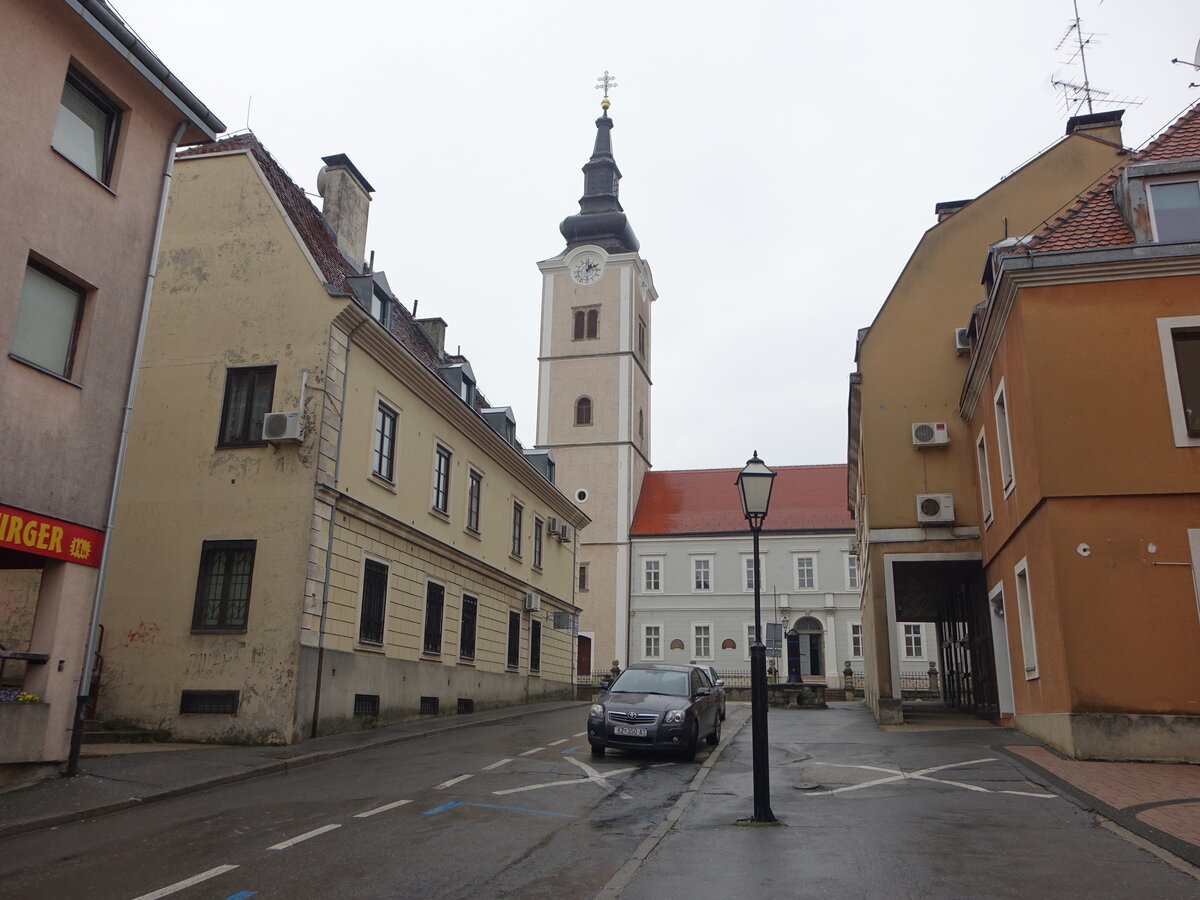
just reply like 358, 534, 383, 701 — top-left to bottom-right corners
225, 893, 257, 900
422, 800, 573, 818
561, 745, 580, 754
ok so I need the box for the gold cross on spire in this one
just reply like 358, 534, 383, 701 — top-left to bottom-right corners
594, 70, 618, 111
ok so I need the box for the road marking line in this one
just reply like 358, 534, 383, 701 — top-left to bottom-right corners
266, 823, 341, 851
435, 774, 474, 789
548, 739, 567, 746
520, 747, 544, 756
354, 799, 412, 818
573, 731, 587, 737
801, 758, 1056, 799
130, 865, 238, 900
494, 758, 639, 798
561, 746, 580, 754
422, 799, 572, 818
482, 758, 511, 771
225, 893, 257, 900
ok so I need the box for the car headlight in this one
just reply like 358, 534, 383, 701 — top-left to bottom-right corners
590, 704, 604, 718
663, 709, 685, 724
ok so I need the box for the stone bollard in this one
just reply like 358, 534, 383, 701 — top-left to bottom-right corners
843, 660, 855, 697
928, 660, 939, 692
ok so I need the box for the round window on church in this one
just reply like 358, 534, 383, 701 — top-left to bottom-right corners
576, 489, 588, 502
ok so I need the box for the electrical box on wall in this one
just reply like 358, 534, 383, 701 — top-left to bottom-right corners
916, 493, 955, 524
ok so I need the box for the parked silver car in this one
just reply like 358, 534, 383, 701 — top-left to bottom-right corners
698, 665, 727, 721
587, 663, 721, 760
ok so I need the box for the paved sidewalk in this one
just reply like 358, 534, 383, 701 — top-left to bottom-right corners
0, 699, 578, 839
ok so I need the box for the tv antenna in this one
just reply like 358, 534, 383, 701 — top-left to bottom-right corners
1169, 37, 1200, 89
1049, 0, 1142, 117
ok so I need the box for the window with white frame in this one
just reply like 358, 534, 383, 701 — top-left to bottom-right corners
10, 262, 86, 379
692, 557, 712, 591
744, 622, 757, 658
644, 624, 662, 659
533, 517, 544, 568
693, 623, 712, 659
466, 469, 482, 533
643, 558, 661, 592
794, 554, 817, 591
850, 623, 863, 658
358, 559, 388, 646
994, 380, 1015, 495
1157, 316, 1200, 447
742, 554, 761, 591
845, 552, 859, 590
903, 624, 923, 657
510, 501, 523, 557
1014, 559, 1039, 679
976, 427, 994, 524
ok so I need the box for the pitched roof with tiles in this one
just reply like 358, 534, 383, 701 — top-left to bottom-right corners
1028, 103, 1200, 254
630, 465, 853, 536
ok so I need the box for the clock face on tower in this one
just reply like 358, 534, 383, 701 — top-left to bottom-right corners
571, 254, 604, 286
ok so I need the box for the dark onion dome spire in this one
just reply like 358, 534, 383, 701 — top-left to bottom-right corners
559, 98, 640, 253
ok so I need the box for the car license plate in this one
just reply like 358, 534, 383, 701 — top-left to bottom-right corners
613, 725, 648, 737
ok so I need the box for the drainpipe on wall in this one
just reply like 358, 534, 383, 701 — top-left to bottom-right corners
67, 121, 189, 777
309, 321, 362, 738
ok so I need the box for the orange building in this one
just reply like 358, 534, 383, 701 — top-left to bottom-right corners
960, 105, 1200, 761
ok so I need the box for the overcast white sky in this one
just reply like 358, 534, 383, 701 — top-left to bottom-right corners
112, 0, 1198, 472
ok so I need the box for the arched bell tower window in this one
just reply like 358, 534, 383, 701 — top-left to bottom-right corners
575, 396, 593, 426
573, 308, 600, 341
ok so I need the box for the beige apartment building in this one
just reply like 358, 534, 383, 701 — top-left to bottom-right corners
848, 111, 1127, 728
96, 135, 586, 743
0, 0, 220, 784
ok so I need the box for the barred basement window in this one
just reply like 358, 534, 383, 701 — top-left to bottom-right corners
179, 690, 239, 715
420, 696, 439, 715
354, 694, 380, 716
457, 698, 475, 714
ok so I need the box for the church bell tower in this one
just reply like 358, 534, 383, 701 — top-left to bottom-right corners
535, 83, 656, 669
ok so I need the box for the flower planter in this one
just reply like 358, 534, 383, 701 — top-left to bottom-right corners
0, 703, 51, 763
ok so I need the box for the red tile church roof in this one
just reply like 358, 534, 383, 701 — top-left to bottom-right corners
630, 465, 852, 536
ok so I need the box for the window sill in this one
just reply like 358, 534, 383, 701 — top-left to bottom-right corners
7, 354, 82, 387
532, 564, 543, 574
51, 147, 118, 195
216, 440, 269, 450
464, 527, 482, 541
369, 473, 397, 493
457, 658, 476, 667
510, 554, 523, 564
420, 652, 443, 661
429, 507, 451, 522
191, 628, 248, 635
355, 643, 386, 654
1002, 480, 1016, 499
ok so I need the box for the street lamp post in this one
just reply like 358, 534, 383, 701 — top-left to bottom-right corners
736, 451, 776, 824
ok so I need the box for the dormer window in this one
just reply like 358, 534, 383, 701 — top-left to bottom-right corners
460, 374, 475, 406
370, 287, 390, 326
1149, 181, 1200, 242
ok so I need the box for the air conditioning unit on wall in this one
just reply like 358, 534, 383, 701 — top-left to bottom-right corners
912, 422, 949, 447
558, 523, 572, 542
916, 493, 955, 524
524, 592, 541, 611
262, 411, 303, 443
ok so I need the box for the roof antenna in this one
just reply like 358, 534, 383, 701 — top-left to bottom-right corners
1169, 36, 1200, 88
1049, 0, 1142, 117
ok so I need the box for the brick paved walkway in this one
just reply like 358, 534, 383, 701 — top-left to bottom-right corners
1008, 745, 1200, 851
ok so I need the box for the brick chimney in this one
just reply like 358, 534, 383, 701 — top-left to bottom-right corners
317, 154, 374, 271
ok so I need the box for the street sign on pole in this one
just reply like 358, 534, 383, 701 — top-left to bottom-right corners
765, 621, 782, 658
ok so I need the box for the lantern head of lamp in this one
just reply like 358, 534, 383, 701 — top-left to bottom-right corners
736, 451, 776, 529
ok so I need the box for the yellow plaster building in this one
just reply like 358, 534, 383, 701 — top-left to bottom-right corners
97, 135, 587, 743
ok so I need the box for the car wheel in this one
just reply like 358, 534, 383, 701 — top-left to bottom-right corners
681, 722, 699, 761
706, 716, 721, 746
590, 743, 605, 757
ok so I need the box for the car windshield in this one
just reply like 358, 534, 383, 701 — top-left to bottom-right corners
609, 668, 689, 697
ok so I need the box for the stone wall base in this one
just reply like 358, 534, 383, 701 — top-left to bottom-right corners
1015, 712, 1200, 762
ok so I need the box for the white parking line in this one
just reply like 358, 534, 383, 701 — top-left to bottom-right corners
435, 774, 474, 789
494, 758, 639, 799
573, 731, 587, 737
482, 758, 511, 771
802, 759, 1057, 799
520, 747, 544, 756
267, 823, 342, 851
354, 799, 412, 818
130, 864, 238, 900
548, 739, 568, 746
